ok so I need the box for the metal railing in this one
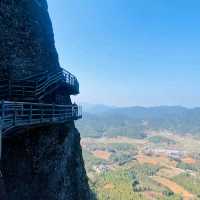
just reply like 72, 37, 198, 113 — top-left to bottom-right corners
0, 101, 82, 135
35, 68, 79, 99
0, 68, 79, 101
0, 68, 81, 159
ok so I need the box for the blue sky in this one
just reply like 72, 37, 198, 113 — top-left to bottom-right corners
47, 0, 200, 107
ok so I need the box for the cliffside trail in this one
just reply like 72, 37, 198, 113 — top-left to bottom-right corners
0, 0, 91, 199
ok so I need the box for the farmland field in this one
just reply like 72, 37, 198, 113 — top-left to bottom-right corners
81, 133, 200, 200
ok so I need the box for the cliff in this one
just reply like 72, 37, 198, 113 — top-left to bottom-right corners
0, 0, 60, 79
0, 0, 91, 199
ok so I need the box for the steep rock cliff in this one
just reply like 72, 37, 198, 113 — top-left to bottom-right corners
0, 0, 91, 199
0, 0, 60, 79
2, 125, 90, 200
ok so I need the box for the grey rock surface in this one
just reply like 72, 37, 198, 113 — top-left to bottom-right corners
0, 0, 60, 80
0, 0, 91, 199
2, 125, 91, 200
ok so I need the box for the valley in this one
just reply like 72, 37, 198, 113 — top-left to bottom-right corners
81, 133, 200, 200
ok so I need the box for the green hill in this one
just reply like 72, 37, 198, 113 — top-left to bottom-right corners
77, 104, 200, 138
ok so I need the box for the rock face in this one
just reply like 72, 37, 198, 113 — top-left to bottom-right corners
0, 0, 60, 80
2, 125, 91, 200
0, 0, 91, 199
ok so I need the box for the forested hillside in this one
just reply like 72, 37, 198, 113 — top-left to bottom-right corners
77, 104, 200, 138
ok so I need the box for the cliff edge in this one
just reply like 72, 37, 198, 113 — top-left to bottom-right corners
0, 0, 91, 199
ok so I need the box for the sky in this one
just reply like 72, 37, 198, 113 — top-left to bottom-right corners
47, 0, 200, 107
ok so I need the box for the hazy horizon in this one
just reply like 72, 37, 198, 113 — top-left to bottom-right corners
80, 101, 200, 109
48, 0, 200, 107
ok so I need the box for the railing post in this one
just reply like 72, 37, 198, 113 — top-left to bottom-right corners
52, 104, 55, 122
64, 72, 66, 81
41, 105, 43, 122
79, 106, 81, 118
29, 104, 32, 123
0, 100, 4, 160
13, 104, 16, 126
1, 100, 4, 123
72, 105, 74, 119
68, 73, 70, 83
23, 85, 25, 97
22, 104, 24, 115
8, 80, 11, 98
0, 119, 2, 160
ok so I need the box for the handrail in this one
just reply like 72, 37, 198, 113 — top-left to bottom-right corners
0, 68, 79, 101
0, 68, 81, 159
22, 70, 50, 81
0, 101, 82, 135
35, 69, 79, 99
35, 72, 63, 94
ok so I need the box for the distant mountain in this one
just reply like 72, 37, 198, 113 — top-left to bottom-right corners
81, 103, 115, 114
77, 104, 200, 138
